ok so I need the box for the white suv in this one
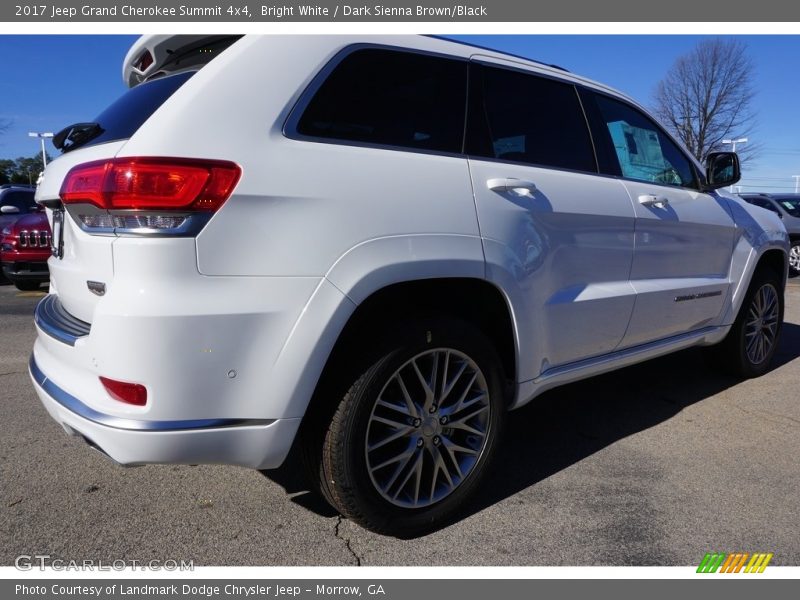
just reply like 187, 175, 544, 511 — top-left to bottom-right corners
31, 35, 788, 535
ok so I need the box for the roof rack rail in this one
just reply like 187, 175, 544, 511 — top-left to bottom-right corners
425, 35, 570, 73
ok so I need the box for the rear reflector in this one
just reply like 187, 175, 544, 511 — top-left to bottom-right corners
100, 376, 148, 406
60, 157, 241, 212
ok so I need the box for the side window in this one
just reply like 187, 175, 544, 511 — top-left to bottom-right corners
466, 64, 596, 173
745, 197, 768, 210
592, 94, 698, 189
296, 49, 468, 154
754, 198, 781, 216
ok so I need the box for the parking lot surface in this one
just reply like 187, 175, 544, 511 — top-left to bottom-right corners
1, 279, 798, 566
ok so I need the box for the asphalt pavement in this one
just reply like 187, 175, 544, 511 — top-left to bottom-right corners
1, 278, 798, 566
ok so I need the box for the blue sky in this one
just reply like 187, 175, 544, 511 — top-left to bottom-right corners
1, 34, 798, 192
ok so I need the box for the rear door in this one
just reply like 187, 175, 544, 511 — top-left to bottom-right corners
580, 90, 736, 347
466, 58, 637, 373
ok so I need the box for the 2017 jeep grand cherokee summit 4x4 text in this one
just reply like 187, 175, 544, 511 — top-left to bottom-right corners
30, 35, 788, 535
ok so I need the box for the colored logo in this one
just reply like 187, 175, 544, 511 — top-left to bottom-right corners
697, 552, 773, 573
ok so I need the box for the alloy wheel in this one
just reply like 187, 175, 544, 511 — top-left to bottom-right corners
364, 348, 491, 508
744, 283, 780, 365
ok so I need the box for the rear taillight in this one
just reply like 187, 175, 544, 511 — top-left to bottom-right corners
61, 157, 241, 211
100, 376, 147, 406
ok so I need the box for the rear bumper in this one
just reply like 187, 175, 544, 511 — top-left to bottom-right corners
30, 354, 301, 469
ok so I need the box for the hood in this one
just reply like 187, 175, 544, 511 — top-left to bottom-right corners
10, 211, 50, 233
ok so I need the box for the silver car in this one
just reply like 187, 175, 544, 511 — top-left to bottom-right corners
740, 194, 800, 275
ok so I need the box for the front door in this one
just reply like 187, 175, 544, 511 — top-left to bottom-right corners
584, 92, 736, 348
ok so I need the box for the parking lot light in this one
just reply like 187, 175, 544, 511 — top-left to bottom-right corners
28, 131, 54, 168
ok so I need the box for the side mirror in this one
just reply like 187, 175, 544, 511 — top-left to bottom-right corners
705, 152, 741, 190
0, 205, 20, 214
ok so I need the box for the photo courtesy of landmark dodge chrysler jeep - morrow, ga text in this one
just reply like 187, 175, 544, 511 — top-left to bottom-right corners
29, 35, 788, 535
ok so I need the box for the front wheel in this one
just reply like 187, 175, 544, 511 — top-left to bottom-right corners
715, 269, 784, 378
316, 318, 506, 536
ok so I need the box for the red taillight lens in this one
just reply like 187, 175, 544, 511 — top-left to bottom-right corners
60, 158, 241, 211
100, 376, 148, 406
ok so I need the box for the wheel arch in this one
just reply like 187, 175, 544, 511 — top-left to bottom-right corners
321, 277, 518, 395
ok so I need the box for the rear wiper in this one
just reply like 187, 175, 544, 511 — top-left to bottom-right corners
53, 122, 104, 153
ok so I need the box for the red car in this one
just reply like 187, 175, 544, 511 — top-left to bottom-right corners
0, 210, 51, 290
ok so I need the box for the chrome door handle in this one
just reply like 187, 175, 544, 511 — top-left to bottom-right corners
638, 194, 669, 208
487, 178, 537, 196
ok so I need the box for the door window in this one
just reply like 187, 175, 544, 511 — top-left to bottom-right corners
466, 64, 597, 173
591, 93, 698, 189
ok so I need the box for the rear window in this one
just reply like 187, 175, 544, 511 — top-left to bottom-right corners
296, 49, 468, 154
68, 71, 194, 151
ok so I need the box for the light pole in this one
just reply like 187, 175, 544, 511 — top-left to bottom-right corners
793, 175, 800, 194
28, 131, 54, 168
721, 137, 748, 192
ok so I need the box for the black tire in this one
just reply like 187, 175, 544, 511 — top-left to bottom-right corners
311, 317, 506, 536
715, 268, 784, 378
14, 280, 41, 291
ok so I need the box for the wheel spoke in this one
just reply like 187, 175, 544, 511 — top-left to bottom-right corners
442, 443, 464, 479
411, 357, 435, 405
371, 445, 415, 474
439, 351, 450, 399
392, 450, 424, 502
439, 360, 468, 406
441, 437, 479, 456
449, 404, 489, 427
390, 372, 419, 418
445, 372, 478, 413
447, 420, 483, 436
376, 398, 413, 418
371, 414, 410, 430
381, 447, 418, 493
368, 424, 415, 451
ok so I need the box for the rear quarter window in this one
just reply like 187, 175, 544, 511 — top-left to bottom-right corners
294, 48, 468, 154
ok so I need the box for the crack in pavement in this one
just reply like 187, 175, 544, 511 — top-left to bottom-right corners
0, 371, 24, 378
334, 515, 363, 566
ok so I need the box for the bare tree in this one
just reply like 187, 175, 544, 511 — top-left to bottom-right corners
653, 38, 758, 164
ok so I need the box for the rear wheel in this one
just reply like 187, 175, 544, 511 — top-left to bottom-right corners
312, 318, 506, 536
716, 269, 783, 378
